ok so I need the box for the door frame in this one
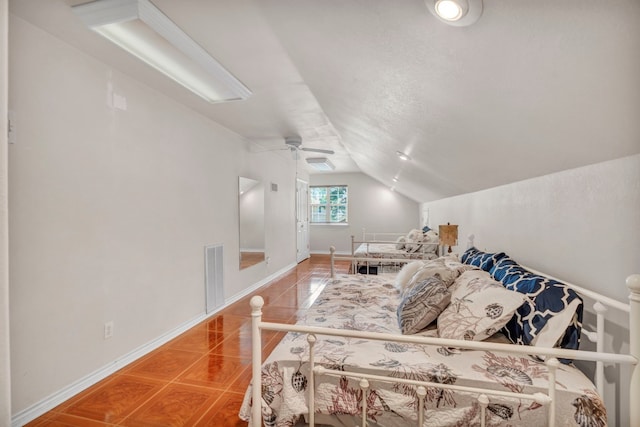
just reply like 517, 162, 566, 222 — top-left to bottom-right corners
296, 178, 310, 263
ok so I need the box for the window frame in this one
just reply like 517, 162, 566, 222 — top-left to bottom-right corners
309, 185, 348, 225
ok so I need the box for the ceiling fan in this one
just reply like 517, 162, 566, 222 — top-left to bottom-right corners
284, 136, 335, 156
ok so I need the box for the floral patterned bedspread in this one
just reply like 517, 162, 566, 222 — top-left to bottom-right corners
354, 243, 438, 260
239, 273, 606, 426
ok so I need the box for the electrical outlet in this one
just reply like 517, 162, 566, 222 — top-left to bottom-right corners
104, 321, 114, 340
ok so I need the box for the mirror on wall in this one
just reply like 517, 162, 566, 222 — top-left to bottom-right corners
239, 176, 265, 269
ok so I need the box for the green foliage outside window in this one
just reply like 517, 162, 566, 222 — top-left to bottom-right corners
310, 186, 348, 223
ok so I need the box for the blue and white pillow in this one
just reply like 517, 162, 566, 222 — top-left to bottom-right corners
460, 247, 508, 272
490, 257, 583, 354
489, 257, 529, 282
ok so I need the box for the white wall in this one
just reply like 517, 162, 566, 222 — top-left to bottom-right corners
309, 173, 420, 254
0, 0, 11, 424
422, 154, 640, 425
422, 154, 640, 302
8, 16, 298, 418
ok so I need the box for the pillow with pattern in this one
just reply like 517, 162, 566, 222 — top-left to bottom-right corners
397, 276, 451, 334
460, 247, 508, 272
489, 256, 529, 282
498, 272, 583, 352
490, 256, 583, 354
438, 270, 527, 341
407, 264, 460, 290
403, 256, 471, 294
443, 254, 479, 275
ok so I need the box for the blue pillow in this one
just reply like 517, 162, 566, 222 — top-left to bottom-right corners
498, 272, 583, 353
460, 247, 507, 272
489, 256, 529, 282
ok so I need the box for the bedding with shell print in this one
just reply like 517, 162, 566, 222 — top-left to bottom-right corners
239, 272, 605, 426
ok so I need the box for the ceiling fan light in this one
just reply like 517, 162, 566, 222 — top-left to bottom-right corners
434, 0, 467, 21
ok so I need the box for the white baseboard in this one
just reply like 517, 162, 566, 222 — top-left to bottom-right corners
311, 250, 351, 255
11, 262, 296, 427
222, 262, 297, 307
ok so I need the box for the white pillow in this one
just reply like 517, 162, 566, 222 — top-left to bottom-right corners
395, 235, 406, 250
423, 230, 439, 243
394, 261, 425, 292
404, 229, 424, 252
406, 228, 423, 241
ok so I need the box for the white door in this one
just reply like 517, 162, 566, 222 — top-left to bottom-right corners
296, 179, 310, 263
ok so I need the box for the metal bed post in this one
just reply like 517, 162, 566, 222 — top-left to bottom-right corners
330, 246, 336, 279
466, 234, 475, 249
307, 334, 317, 426
416, 386, 426, 427
250, 296, 264, 427
593, 301, 607, 395
627, 274, 640, 426
350, 235, 356, 273
546, 357, 559, 427
478, 394, 489, 427
359, 378, 369, 427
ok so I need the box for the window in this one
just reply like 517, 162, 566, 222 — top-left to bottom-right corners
310, 185, 348, 224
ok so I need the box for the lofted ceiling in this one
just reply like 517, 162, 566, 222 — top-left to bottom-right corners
9, 0, 640, 202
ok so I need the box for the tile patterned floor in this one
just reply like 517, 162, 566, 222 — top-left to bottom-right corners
25, 255, 350, 427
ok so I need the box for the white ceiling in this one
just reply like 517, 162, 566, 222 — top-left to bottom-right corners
9, 0, 640, 202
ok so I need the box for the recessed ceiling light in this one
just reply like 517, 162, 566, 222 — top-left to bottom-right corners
392, 177, 399, 182
435, 0, 466, 21
396, 151, 411, 161
427, 0, 482, 27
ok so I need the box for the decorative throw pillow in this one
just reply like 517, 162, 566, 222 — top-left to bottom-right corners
408, 265, 460, 290
395, 235, 407, 250
402, 256, 471, 294
394, 261, 425, 292
404, 229, 424, 253
397, 277, 451, 334
460, 247, 508, 272
532, 299, 582, 348
443, 255, 478, 275
487, 255, 584, 351
498, 272, 583, 352
438, 271, 527, 341
489, 256, 529, 282
421, 230, 440, 254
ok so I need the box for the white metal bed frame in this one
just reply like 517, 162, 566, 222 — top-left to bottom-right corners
350, 227, 440, 273
249, 242, 640, 426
